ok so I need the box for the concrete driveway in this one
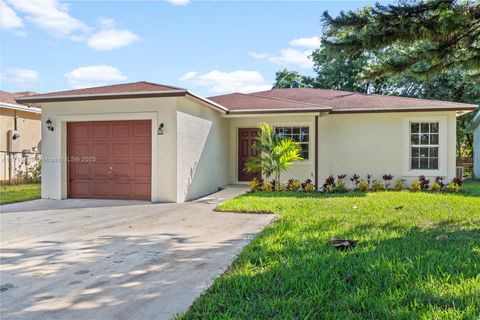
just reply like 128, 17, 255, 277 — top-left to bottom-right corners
0, 186, 273, 320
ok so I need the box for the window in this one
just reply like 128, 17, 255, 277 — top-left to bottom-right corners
410, 122, 439, 170
275, 126, 309, 160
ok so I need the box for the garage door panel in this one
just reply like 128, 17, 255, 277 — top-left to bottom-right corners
112, 143, 130, 158
92, 123, 110, 138
92, 143, 110, 158
134, 143, 151, 157
112, 123, 131, 137
133, 123, 151, 137
68, 120, 151, 200
70, 143, 89, 157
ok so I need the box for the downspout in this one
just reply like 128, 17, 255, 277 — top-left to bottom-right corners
315, 115, 319, 190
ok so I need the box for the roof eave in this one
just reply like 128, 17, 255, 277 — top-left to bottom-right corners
0, 102, 41, 113
15, 90, 188, 103
227, 107, 332, 115
329, 106, 477, 114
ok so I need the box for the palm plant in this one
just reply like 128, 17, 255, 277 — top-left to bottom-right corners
245, 122, 303, 191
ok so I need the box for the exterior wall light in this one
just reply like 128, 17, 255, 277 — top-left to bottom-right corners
46, 119, 54, 132
158, 123, 164, 135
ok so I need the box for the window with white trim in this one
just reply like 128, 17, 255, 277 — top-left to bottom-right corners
410, 122, 439, 170
275, 126, 309, 160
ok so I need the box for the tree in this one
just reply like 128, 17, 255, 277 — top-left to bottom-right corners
246, 123, 303, 190
321, 0, 480, 79
273, 69, 315, 89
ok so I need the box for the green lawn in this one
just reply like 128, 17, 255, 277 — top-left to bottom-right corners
0, 183, 41, 205
180, 181, 480, 319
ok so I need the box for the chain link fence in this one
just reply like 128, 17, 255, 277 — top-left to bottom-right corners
0, 151, 41, 184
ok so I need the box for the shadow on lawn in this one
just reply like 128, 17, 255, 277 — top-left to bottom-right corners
183, 221, 480, 319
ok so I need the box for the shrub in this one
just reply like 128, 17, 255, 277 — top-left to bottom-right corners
393, 179, 405, 191
261, 182, 273, 192
358, 179, 369, 192
350, 174, 360, 189
435, 176, 445, 189
418, 175, 430, 190
337, 174, 347, 180
431, 182, 441, 192
301, 179, 312, 190
335, 179, 348, 193
411, 180, 421, 192
304, 183, 315, 193
453, 176, 463, 186
367, 174, 372, 187
248, 178, 260, 192
323, 175, 336, 192
286, 179, 301, 191
382, 174, 393, 189
278, 183, 286, 191
372, 179, 384, 191
446, 182, 460, 193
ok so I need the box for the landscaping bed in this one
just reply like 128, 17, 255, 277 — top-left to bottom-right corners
179, 180, 480, 319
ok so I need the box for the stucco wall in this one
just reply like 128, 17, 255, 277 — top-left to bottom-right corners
227, 115, 317, 185
176, 97, 230, 201
474, 124, 480, 179
317, 111, 457, 185
0, 108, 41, 152
39, 97, 177, 202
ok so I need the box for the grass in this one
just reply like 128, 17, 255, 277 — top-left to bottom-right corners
179, 181, 480, 319
0, 183, 41, 205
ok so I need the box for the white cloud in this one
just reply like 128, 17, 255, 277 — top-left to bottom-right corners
289, 37, 321, 49
2, 68, 39, 85
179, 70, 271, 94
1, 1, 23, 30
65, 66, 127, 89
87, 18, 139, 50
6, 0, 89, 39
166, 0, 191, 5
249, 48, 313, 69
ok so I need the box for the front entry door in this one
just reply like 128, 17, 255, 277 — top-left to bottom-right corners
238, 128, 261, 181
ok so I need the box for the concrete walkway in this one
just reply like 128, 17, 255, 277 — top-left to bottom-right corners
0, 186, 273, 320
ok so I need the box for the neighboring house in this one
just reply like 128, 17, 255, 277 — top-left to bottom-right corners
0, 90, 42, 181
17, 81, 477, 202
470, 110, 480, 179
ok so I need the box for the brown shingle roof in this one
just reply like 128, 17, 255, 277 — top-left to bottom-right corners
208, 92, 331, 113
21, 81, 184, 99
0, 90, 33, 105
209, 88, 477, 113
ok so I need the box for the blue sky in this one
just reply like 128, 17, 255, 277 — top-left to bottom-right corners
1, 0, 390, 97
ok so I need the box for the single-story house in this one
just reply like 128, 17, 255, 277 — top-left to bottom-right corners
470, 110, 480, 179
1, 90, 42, 182
17, 81, 477, 202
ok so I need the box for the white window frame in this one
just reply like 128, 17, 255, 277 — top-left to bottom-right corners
403, 116, 447, 176
274, 125, 310, 160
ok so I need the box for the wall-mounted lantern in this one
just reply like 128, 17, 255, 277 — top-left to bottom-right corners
157, 123, 164, 135
46, 119, 54, 132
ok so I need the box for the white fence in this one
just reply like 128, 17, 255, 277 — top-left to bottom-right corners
0, 151, 41, 183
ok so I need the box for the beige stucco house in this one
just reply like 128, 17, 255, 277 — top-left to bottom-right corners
1, 90, 42, 181
17, 81, 477, 202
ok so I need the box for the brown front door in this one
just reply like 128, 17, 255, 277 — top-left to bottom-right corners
67, 120, 152, 200
238, 128, 261, 181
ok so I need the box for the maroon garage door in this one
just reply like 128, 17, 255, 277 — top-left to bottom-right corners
67, 120, 151, 200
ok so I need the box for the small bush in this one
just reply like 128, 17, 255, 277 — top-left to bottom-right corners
393, 179, 405, 191
358, 180, 369, 192
350, 174, 360, 189
304, 183, 315, 193
435, 176, 445, 189
248, 178, 260, 192
287, 179, 301, 191
418, 175, 430, 190
301, 179, 312, 190
278, 183, 286, 191
453, 176, 463, 186
372, 179, 384, 191
261, 182, 273, 192
411, 180, 421, 192
335, 179, 348, 193
382, 174, 394, 189
323, 175, 336, 192
446, 182, 460, 193
431, 182, 441, 192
